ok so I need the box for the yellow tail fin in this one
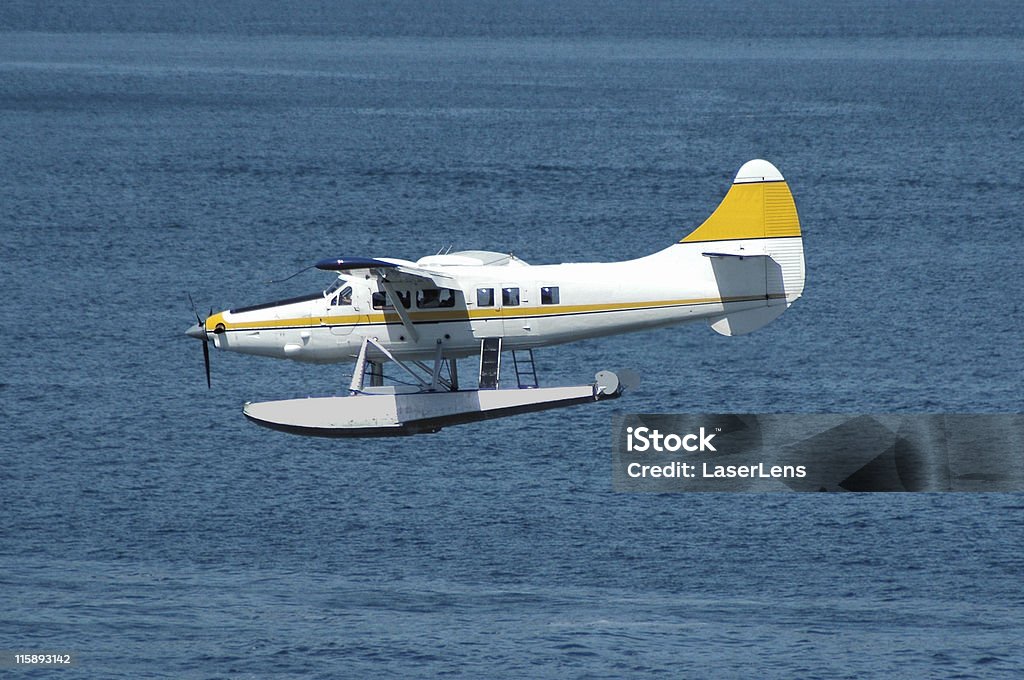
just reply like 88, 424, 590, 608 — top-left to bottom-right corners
681, 160, 801, 243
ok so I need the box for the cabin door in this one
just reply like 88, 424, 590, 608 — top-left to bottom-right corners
500, 284, 532, 338
471, 285, 502, 340
327, 287, 367, 336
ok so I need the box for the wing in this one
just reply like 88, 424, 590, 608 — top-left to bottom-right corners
315, 256, 461, 344
315, 257, 458, 288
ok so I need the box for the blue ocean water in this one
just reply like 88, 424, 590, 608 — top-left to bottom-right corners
2, 2, 1023, 677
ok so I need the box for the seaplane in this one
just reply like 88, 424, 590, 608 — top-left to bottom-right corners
185, 159, 805, 436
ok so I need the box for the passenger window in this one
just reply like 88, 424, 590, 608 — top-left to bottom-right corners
502, 287, 520, 306
417, 289, 440, 308
477, 288, 494, 307
373, 289, 409, 310
417, 288, 457, 309
541, 286, 559, 305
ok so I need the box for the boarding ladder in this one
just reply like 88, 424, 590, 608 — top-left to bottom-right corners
511, 349, 539, 389
479, 338, 502, 390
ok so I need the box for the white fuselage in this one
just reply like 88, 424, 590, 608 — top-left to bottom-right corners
204, 238, 799, 364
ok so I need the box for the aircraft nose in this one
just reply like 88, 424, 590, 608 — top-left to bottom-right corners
186, 322, 207, 341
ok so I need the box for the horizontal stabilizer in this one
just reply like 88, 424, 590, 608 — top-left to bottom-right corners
702, 251, 768, 259
709, 305, 787, 337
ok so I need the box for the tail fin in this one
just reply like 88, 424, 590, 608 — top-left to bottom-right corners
681, 160, 805, 336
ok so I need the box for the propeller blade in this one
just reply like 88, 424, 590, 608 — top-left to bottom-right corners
203, 338, 211, 389
186, 294, 212, 388
187, 293, 203, 326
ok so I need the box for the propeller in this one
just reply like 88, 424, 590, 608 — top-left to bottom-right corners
202, 335, 211, 389
186, 294, 212, 389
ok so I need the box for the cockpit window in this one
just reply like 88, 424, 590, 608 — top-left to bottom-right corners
324, 277, 347, 296
330, 286, 352, 306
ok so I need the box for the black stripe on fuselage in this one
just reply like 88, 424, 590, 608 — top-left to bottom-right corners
230, 292, 324, 314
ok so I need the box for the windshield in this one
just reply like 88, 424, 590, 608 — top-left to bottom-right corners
324, 276, 348, 296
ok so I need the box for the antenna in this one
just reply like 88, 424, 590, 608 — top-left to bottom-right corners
266, 264, 315, 284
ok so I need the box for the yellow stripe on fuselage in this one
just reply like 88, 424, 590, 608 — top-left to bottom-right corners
206, 294, 784, 333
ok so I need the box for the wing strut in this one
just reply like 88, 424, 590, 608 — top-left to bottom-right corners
379, 278, 419, 342
349, 337, 433, 393
430, 340, 444, 391
349, 337, 454, 394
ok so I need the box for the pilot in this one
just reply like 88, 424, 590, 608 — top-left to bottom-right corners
419, 289, 440, 308
331, 288, 352, 306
